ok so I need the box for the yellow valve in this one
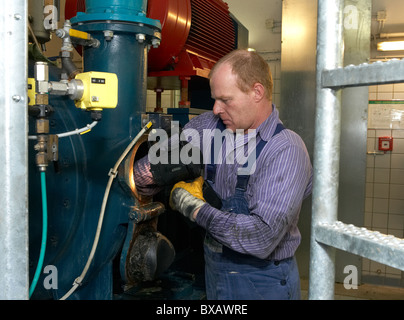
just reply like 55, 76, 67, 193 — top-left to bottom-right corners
28, 78, 36, 106
69, 28, 91, 40
74, 72, 118, 111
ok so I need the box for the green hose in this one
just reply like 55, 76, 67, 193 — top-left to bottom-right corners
29, 171, 48, 298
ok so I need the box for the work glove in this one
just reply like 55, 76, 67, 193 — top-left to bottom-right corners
149, 140, 203, 187
169, 176, 205, 222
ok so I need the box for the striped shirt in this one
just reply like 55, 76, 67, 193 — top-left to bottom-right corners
134, 105, 313, 261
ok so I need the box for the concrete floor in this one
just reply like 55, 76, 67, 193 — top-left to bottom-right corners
300, 278, 404, 300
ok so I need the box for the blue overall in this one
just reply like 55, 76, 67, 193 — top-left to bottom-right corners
203, 120, 301, 300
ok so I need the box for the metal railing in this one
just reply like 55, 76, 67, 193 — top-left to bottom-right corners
0, 0, 29, 299
309, 0, 404, 299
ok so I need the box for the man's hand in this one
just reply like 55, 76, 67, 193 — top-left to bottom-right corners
170, 176, 205, 221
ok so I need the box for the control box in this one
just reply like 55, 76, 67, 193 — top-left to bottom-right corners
74, 71, 118, 111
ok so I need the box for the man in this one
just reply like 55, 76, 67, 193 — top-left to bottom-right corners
135, 49, 313, 300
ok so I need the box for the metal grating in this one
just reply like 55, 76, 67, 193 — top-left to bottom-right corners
322, 59, 404, 89
315, 222, 404, 271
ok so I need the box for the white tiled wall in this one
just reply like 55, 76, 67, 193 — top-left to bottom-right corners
364, 84, 404, 286
369, 83, 404, 101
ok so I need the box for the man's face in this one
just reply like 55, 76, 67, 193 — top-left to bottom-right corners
210, 63, 258, 133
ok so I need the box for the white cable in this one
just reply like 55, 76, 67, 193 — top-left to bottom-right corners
28, 121, 99, 140
59, 121, 152, 300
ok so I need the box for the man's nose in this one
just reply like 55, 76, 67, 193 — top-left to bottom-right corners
213, 101, 222, 115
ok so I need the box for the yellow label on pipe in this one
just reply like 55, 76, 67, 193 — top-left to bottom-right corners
69, 29, 91, 40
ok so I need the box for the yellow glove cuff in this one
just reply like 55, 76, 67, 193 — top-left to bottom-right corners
170, 176, 205, 203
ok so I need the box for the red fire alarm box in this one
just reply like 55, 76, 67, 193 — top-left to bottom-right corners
379, 136, 393, 152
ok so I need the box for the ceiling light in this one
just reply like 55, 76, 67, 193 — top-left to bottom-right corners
377, 40, 404, 51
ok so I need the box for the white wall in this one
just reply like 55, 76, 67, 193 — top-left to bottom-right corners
225, 0, 283, 108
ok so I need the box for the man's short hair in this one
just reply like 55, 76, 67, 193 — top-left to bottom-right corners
209, 49, 273, 101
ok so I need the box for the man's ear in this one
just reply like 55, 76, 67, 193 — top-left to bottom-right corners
252, 83, 265, 102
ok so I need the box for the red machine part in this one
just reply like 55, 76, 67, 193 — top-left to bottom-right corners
186, 0, 235, 63
65, 0, 236, 81
147, 0, 192, 72
65, 0, 85, 20
147, 0, 235, 77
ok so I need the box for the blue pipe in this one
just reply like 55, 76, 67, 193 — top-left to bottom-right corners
29, 171, 48, 298
85, 0, 147, 16
36, 0, 162, 299
71, 0, 160, 28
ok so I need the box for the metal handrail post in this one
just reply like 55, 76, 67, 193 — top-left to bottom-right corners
0, 0, 29, 299
308, 0, 345, 300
